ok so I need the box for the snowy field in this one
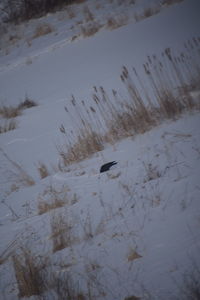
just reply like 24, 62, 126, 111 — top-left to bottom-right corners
0, 0, 200, 299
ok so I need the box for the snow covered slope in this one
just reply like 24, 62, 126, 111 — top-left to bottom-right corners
0, 0, 200, 299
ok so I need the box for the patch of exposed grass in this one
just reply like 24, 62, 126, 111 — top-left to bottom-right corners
80, 22, 102, 38
0, 149, 35, 187
12, 247, 48, 298
50, 211, 76, 252
17, 96, 37, 110
0, 119, 18, 134
106, 16, 127, 30
58, 128, 104, 166
33, 23, 54, 39
0, 105, 21, 119
0, 96, 37, 119
37, 184, 71, 215
37, 161, 50, 179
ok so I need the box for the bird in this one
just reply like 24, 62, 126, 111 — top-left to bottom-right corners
100, 161, 117, 173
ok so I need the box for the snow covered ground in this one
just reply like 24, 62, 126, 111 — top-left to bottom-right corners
0, 0, 200, 299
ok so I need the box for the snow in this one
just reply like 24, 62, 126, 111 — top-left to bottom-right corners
0, 0, 200, 299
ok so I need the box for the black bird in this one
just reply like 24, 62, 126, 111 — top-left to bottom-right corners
100, 161, 117, 173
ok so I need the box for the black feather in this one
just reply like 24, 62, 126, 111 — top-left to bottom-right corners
100, 161, 117, 173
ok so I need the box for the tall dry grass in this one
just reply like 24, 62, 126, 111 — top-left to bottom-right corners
12, 247, 48, 298
58, 39, 200, 167
0, 149, 35, 187
50, 210, 76, 253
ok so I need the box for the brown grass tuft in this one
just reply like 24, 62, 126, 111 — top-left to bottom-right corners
33, 23, 54, 39
1, 149, 35, 187
80, 22, 101, 38
50, 211, 76, 252
37, 161, 50, 179
18, 96, 37, 110
106, 16, 127, 30
0, 119, 18, 134
12, 247, 47, 298
37, 184, 70, 215
59, 129, 104, 166
0, 105, 21, 119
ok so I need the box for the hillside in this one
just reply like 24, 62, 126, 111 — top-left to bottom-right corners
0, 0, 200, 299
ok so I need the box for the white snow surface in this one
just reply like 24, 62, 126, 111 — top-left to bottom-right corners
0, 0, 200, 299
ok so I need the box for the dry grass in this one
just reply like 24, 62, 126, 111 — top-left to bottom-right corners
0, 97, 37, 134
0, 119, 18, 134
37, 161, 50, 179
33, 23, 54, 39
127, 248, 142, 262
12, 247, 48, 298
17, 96, 37, 110
107, 171, 121, 179
80, 22, 101, 38
58, 39, 200, 166
0, 105, 21, 119
59, 128, 104, 166
0, 149, 35, 187
50, 211, 75, 252
83, 5, 94, 22
106, 16, 127, 30
50, 275, 87, 300
143, 162, 162, 183
0, 97, 37, 119
37, 184, 70, 215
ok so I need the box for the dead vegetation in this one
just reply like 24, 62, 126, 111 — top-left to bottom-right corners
0, 96, 37, 134
0, 148, 35, 187
0, 119, 18, 134
37, 184, 71, 215
50, 210, 76, 252
58, 39, 200, 167
0, 96, 37, 119
80, 22, 102, 38
33, 23, 54, 38
83, 5, 94, 22
12, 247, 48, 298
37, 161, 50, 179
58, 128, 104, 166
106, 16, 127, 30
